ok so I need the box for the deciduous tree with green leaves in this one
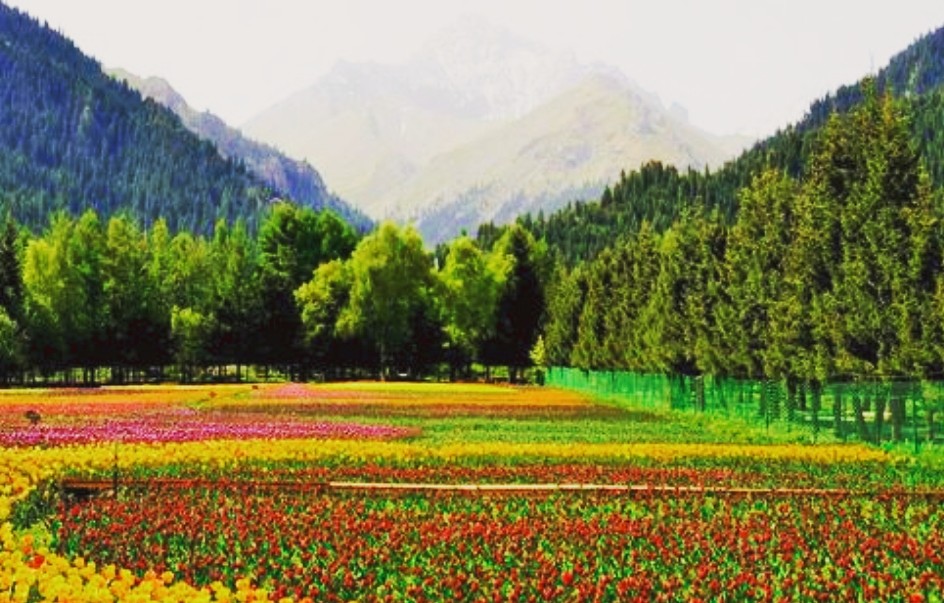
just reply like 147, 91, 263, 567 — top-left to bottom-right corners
102, 215, 170, 376
207, 219, 262, 374
436, 236, 509, 378
295, 259, 353, 371
480, 225, 547, 382
337, 222, 437, 379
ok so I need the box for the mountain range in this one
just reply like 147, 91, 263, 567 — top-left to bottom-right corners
7, 1, 939, 255
0, 1, 369, 236
515, 22, 944, 265
0, 2, 272, 234
242, 17, 748, 242
107, 69, 372, 232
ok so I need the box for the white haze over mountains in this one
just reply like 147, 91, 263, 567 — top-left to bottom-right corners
14, 1, 943, 241
407, 16, 605, 121
13, 0, 944, 138
243, 17, 747, 242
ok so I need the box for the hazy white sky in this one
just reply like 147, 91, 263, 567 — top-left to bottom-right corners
8, 0, 944, 136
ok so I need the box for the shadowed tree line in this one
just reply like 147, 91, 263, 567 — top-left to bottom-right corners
0, 200, 548, 385
540, 84, 944, 441
1, 84, 938, 397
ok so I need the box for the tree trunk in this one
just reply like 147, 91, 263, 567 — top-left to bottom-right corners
890, 397, 905, 442
786, 378, 797, 423
852, 394, 871, 441
873, 396, 887, 444
833, 386, 844, 439
379, 340, 387, 381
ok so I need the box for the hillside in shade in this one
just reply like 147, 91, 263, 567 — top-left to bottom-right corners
0, 2, 324, 235
109, 69, 372, 232
504, 22, 944, 265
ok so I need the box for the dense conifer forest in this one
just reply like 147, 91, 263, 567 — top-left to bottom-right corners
0, 4, 366, 235
502, 27, 944, 265
542, 85, 943, 388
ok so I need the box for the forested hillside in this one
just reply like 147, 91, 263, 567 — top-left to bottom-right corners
110, 70, 373, 233
497, 24, 944, 265
0, 3, 274, 234
802, 26, 944, 130
542, 86, 944, 392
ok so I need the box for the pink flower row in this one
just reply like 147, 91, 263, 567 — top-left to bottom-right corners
260, 384, 363, 400
0, 402, 189, 419
0, 418, 418, 446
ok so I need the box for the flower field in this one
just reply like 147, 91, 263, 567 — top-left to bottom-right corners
1, 383, 943, 602
56, 486, 944, 602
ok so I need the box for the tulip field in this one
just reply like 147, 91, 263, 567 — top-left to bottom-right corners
2, 382, 944, 602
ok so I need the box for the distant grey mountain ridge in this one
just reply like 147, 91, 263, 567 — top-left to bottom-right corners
241, 17, 750, 243
109, 68, 372, 232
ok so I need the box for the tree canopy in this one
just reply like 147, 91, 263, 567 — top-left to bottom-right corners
543, 84, 944, 387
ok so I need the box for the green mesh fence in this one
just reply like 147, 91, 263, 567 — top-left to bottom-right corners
547, 367, 941, 448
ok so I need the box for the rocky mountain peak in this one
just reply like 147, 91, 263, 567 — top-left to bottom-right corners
408, 16, 585, 121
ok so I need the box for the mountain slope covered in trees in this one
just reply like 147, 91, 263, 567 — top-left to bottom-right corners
0, 3, 278, 234
501, 23, 944, 265
244, 17, 741, 243
542, 85, 944, 391
109, 69, 373, 233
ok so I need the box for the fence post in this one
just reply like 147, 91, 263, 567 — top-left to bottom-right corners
785, 380, 793, 433
913, 394, 920, 454
911, 380, 922, 454
761, 380, 770, 432
695, 375, 705, 412
833, 383, 844, 440
811, 380, 821, 443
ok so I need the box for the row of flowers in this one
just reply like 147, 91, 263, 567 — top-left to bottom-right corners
2, 439, 896, 503
250, 382, 593, 407
0, 385, 234, 409
0, 381, 588, 408
0, 439, 921, 602
0, 417, 419, 447
0, 381, 925, 602
0, 383, 609, 439
2, 525, 272, 602
55, 482, 944, 602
